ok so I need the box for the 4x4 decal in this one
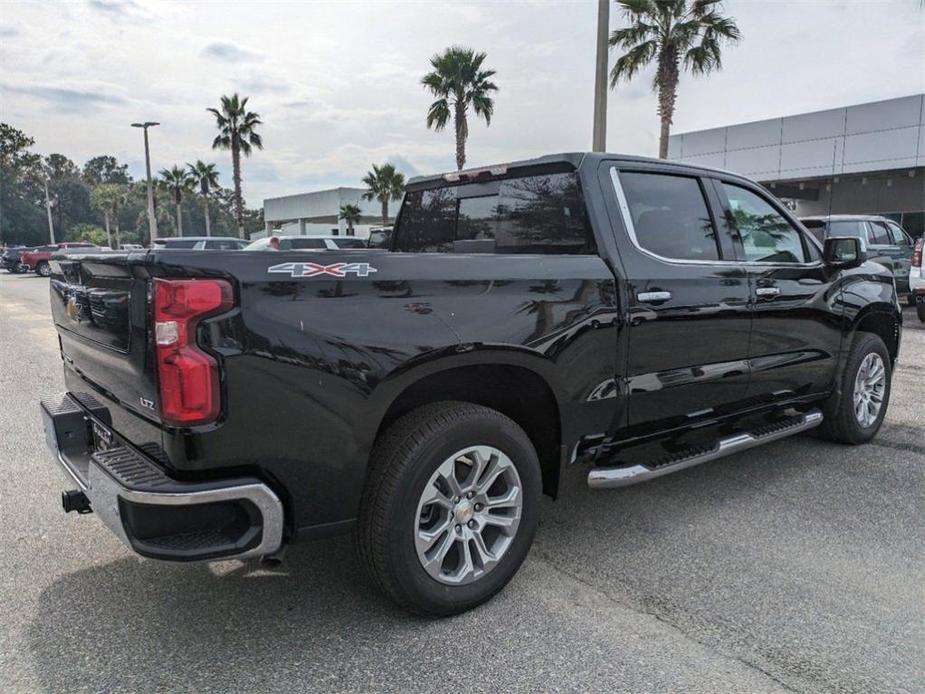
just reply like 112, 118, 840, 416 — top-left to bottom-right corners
268, 261, 378, 278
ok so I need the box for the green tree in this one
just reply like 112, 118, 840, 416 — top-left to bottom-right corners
338, 203, 362, 236
82, 155, 131, 185
0, 123, 44, 246
362, 163, 405, 227
67, 223, 108, 246
187, 160, 220, 237
207, 93, 263, 238
422, 46, 498, 171
159, 166, 193, 237
609, 0, 741, 159
90, 183, 128, 248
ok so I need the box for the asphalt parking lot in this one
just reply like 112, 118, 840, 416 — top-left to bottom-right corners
1, 270, 922, 693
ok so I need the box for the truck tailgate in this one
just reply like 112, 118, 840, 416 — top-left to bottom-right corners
50, 253, 159, 422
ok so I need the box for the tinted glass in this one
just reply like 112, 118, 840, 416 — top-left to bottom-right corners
722, 183, 806, 263
332, 238, 367, 249
285, 238, 326, 250
395, 172, 595, 254
827, 221, 866, 240
395, 188, 457, 252
867, 221, 892, 245
619, 172, 719, 261
801, 220, 827, 243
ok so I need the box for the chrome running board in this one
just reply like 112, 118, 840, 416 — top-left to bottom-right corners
587, 409, 823, 489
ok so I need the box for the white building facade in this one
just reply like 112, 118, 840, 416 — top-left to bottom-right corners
668, 94, 925, 237
260, 187, 394, 240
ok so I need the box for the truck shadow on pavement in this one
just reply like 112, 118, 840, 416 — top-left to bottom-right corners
24, 434, 910, 692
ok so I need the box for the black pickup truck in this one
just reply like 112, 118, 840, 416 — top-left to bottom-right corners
41, 153, 901, 615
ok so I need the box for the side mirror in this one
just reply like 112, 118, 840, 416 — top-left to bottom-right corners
823, 236, 867, 268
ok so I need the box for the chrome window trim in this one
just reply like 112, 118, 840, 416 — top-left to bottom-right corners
609, 168, 730, 267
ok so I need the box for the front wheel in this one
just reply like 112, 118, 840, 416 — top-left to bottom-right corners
817, 332, 891, 444
357, 401, 541, 616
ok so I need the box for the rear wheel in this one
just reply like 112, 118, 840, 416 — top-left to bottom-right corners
917, 299, 925, 323
817, 332, 891, 444
357, 401, 541, 616
36, 261, 51, 277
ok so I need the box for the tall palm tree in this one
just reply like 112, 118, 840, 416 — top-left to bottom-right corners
187, 160, 220, 237
207, 93, 263, 238
159, 166, 192, 237
338, 203, 362, 236
362, 163, 405, 227
422, 46, 498, 171
609, 0, 741, 159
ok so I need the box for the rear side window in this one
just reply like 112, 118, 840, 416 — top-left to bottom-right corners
721, 183, 807, 263
885, 222, 910, 245
866, 221, 892, 245
395, 172, 595, 255
284, 238, 326, 250
617, 171, 719, 261
827, 221, 866, 240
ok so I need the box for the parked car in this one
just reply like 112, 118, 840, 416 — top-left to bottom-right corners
801, 215, 916, 304
20, 242, 96, 276
40, 152, 901, 616
1, 245, 32, 273
911, 237, 924, 322
244, 235, 368, 250
152, 236, 248, 250
119, 243, 144, 251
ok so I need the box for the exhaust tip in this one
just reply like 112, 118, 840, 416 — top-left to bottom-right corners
61, 489, 92, 514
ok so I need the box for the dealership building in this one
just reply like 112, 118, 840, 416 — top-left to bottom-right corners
260, 187, 391, 240
668, 93, 925, 237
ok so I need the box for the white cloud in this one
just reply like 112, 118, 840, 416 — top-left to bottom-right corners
0, 0, 922, 207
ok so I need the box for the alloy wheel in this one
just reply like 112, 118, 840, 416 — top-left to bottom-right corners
853, 352, 886, 428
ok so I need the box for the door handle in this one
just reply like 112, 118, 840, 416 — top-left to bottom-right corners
756, 287, 780, 297
637, 291, 672, 303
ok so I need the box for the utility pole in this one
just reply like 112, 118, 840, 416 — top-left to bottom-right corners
592, 0, 610, 152
43, 178, 56, 244
131, 121, 159, 244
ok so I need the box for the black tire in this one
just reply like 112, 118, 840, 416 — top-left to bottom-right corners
816, 332, 891, 444
15, 262, 28, 274
906, 293, 917, 308
917, 300, 925, 323
357, 401, 541, 616
36, 261, 50, 277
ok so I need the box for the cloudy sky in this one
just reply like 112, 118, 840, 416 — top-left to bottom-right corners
1, 0, 923, 206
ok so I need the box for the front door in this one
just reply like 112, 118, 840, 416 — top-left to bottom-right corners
605, 165, 753, 430
713, 180, 843, 404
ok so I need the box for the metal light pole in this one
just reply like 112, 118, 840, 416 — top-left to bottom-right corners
592, 0, 610, 152
43, 179, 56, 244
131, 121, 159, 244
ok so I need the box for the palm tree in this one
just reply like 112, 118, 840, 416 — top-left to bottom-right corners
609, 0, 741, 159
159, 166, 192, 236
362, 163, 405, 227
187, 160, 220, 237
90, 183, 127, 248
207, 93, 263, 238
339, 203, 362, 236
422, 46, 498, 170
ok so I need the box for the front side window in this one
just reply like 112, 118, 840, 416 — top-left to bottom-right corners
618, 171, 719, 261
721, 183, 806, 263
394, 172, 595, 255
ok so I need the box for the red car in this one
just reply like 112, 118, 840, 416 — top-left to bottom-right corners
20, 243, 96, 276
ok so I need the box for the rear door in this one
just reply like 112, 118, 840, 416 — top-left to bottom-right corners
714, 180, 842, 404
871, 220, 914, 291
605, 164, 752, 429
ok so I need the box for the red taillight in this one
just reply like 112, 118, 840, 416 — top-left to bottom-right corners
153, 278, 233, 426
913, 239, 923, 268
